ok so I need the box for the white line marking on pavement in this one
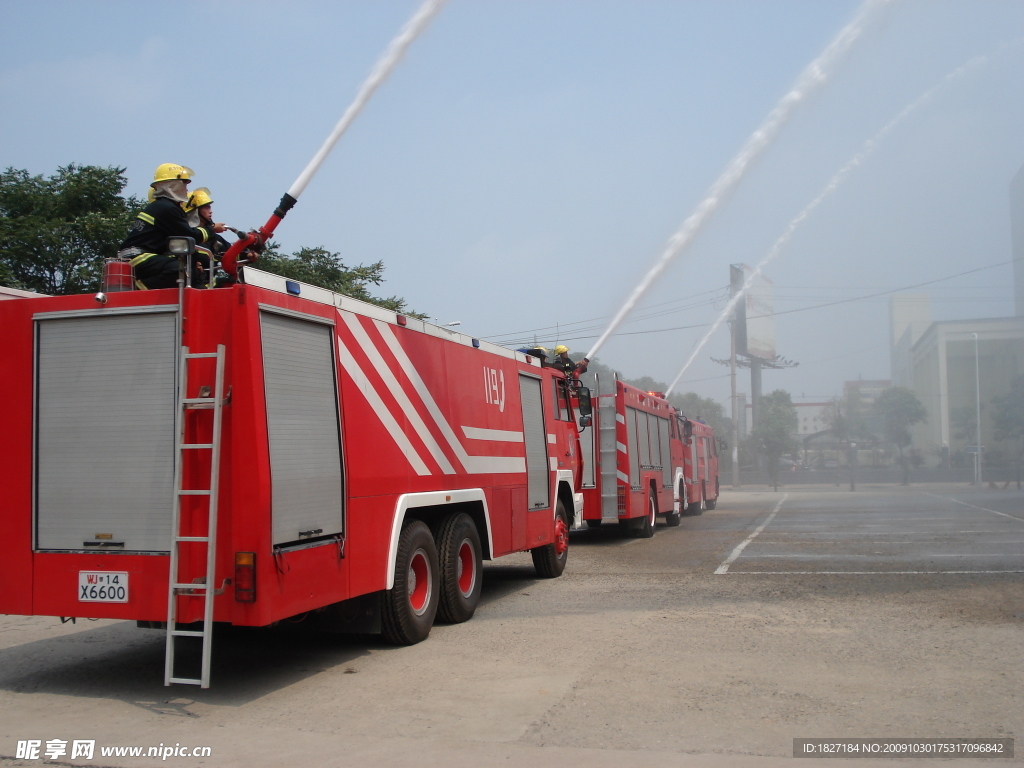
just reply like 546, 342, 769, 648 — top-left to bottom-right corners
723, 570, 1024, 575
924, 493, 1024, 523
715, 494, 787, 575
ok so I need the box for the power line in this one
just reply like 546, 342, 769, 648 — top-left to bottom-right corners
504, 257, 1017, 345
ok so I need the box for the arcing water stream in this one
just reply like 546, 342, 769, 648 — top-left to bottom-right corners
288, 0, 448, 200
664, 48, 1013, 396
584, 0, 893, 363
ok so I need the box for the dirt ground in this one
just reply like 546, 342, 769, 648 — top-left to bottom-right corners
1, 486, 1021, 767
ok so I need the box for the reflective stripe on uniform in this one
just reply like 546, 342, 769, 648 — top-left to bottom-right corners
129, 252, 157, 267
197, 227, 209, 244
137, 212, 155, 225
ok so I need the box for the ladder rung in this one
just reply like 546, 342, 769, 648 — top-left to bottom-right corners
172, 583, 209, 590
185, 352, 220, 359
171, 629, 205, 637
180, 443, 214, 449
177, 489, 211, 496
175, 536, 209, 543
168, 677, 203, 686
183, 397, 216, 404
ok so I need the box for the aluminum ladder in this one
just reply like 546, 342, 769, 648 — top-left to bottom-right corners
598, 374, 621, 522
164, 344, 226, 688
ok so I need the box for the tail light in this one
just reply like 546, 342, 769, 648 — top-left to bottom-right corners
234, 552, 256, 603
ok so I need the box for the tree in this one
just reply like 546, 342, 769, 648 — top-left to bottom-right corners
257, 244, 424, 317
750, 389, 798, 490
873, 386, 926, 485
991, 375, 1024, 488
0, 165, 139, 294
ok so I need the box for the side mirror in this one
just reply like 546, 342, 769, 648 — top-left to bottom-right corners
682, 420, 693, 439
719, 439, 728, 451
575, 386, 593, 417
578, 414, 592, 428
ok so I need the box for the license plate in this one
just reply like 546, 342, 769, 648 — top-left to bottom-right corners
78, 571, 129, 603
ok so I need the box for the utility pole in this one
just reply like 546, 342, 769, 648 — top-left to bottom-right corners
973, 332, 982, 486
730, 317, 740, 489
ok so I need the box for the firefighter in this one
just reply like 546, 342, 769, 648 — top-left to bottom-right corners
184, 187, 233, 285
117, 163, 227, 290
525, 346, 550, 365
552, 345, 589, 378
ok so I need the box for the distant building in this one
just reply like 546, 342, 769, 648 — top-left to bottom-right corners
793, 401, 832, 437
843, 379, 890, 408
904, 316, 1024, 458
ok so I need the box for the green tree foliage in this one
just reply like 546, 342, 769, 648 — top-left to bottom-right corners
0, 165, 139, 295
991, 375, 1024, 487
257, 244, 424, 317
750, 389, 798, 488
873, 386, 926, 485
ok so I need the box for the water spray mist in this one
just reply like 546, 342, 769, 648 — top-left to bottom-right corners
221, 0, 447, 275
665, 48, 1012, 396
584, 0, 893, 363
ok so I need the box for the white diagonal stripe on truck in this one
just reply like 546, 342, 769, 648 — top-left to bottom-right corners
335, 336, 431, 476
342, 313, 455, 474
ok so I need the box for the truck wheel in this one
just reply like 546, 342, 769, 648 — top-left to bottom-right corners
685, 481, 704, 517
626, 491, 656, 538
705, 479, 719, 510
585, 519, 603, 529
665, 502, 681, 526
532, 501, 569, 578
433, 512, 483, 624
381, 519, 439, 645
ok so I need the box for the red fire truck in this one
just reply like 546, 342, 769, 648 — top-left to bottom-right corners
0, 267, 585, 687
679, 416, 720, 513
578, 378, 719, 535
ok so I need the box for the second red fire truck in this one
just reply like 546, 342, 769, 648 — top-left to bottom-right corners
578, 377, 720, 535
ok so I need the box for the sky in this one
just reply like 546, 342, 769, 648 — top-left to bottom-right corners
3, 0, 1024, 411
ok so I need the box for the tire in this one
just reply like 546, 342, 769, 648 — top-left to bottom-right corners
626, 490, 656, 538
665, 505, 681, 527
433, 512, 483, 624
532, 500, 570, 578
705, 479, 719, 510
585, 519, 603, 529
682, 479, 703, 517
381, 520, 439, 645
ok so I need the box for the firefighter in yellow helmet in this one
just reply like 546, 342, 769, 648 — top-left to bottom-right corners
184, 187, 234, 285
552, 345, 589, 378
116, 164, 228, 289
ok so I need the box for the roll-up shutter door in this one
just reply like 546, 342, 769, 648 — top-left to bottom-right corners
625, 406, 640, 487
518, 374, 549, 509
658, 417, 672, 487
637, 410, 651, 468
36, 311, 177, 551
580, 416, 596, 488
261, 312, 344, 546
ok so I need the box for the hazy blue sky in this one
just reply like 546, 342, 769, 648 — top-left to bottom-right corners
3, 1, 1023, 409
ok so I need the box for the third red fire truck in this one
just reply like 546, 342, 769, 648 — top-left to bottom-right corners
578, 377, 720, 535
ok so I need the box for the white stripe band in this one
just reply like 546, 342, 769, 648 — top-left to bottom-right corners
462, 426, 524, 442
335, 337, 431, 476
342, 313, 455, 474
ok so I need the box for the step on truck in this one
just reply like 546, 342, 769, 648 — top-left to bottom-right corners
578, 377, 719, 536
0, 268, 585, 687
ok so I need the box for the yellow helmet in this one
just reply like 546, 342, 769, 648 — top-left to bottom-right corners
554, 345, 569, 355
185, 187, 213, 212
152, 163, 194, 185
